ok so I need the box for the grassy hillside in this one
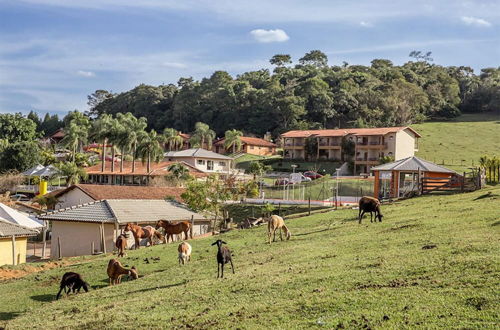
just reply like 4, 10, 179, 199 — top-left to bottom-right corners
413, 113, 500, 172
1, 186, 499, 329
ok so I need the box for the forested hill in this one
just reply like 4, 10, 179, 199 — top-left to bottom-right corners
87, 51, 499, 136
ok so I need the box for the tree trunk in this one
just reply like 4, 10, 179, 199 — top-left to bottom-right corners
232, 143, 235, 154
120, 147, 125, 173
101, 138, 107, 172
132, 141, 136, 173
147, 153, 151, 174
111, 146, 115, 173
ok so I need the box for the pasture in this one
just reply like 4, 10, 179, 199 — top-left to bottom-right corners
0, 185, 499, 329
413, 113, 500, 172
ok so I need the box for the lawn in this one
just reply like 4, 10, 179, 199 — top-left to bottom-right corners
1, 186, 499, 328
413, 113, 500, 172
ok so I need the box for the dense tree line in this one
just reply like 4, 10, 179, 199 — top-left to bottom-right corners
86, 51, 499, 136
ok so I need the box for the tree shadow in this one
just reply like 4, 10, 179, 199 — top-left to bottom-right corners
30, 294, 55, 302
0, 311, 22, 321
473, 192, 499, 200
294, 227, 335, 237
491, 221, 500, 227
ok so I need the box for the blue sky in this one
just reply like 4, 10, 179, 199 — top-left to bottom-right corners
1, 0, 499, 116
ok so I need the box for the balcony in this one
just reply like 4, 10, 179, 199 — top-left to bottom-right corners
356, 142, 387, 149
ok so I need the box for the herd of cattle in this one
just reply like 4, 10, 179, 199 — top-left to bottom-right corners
55, 196, 383, 299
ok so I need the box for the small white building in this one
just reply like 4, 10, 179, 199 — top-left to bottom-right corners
164, 148, 233, 178
38, 199, 210, 259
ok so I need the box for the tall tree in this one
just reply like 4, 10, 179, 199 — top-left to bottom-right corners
87, 90, 114, 118
299, 50, 328, 67
0, 113, 38, 143
270, 54, 292, 67
89, 114, 114, 172
115, 113, 148, 173
136, 130, 165, 174
190, 122, 216, 149
223, 129, 243, 153
163, 128, 183, 151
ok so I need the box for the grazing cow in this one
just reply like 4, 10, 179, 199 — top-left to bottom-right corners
178, 242, 192, 265
115, 234, 127, 257
124, 223, 163, 249
267, 215, 291, 244
56, 272, 89, 299
107, 259, 138, 285
358, 196, 383, 224
211, 239, 235, 279
156, 220, 192, 243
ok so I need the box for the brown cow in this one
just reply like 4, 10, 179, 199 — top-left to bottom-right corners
115, 234, 127, 257
156, 220, 191, 243
358, 196, 383, 224
107, 259, 138, 285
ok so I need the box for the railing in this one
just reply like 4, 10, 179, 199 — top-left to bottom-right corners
357, 142, 387, 147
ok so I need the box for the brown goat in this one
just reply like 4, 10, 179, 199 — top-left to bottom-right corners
267, 215, 291, 244
358, 196, 383, 224
107, 258, 138, 285
115, 234, 127, 257
178, 242, 192, 265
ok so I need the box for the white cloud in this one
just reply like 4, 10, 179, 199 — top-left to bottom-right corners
250, 29, 289, 43
359, 21, 373, 28
461, 16, 492, 27
76, 70, 96, 77
161, 62, 187, 69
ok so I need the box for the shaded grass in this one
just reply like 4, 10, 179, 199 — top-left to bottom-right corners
0, 186, 499, 329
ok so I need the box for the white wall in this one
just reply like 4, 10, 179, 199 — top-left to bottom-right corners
50, 221, 115, 259
395, 129, 417, 160
55, 189, 94, 209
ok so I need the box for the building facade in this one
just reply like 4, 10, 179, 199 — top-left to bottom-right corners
281, 127, 421, 174
213, 137, 277, 156
164, 148, 233, 177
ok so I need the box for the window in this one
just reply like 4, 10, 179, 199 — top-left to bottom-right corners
219, 161, 226, 166
207, 160, 214, 171
197, 159, 205, 165
250, 146, 254, 150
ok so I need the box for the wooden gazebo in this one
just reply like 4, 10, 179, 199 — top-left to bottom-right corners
371, 156, 458, 199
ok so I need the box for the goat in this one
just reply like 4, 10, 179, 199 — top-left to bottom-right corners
211, 239, 234, 278
56, 272, 89, 300
358, 196, 383, 224
178, 242, 192, 265
267, 215, 291, 244
107, 258, 138, 285
115, 234, 127, 257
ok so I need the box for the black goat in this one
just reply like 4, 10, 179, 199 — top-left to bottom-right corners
56, 272, 89, 300
358, 196, 383, 224
211, 240, 235, 278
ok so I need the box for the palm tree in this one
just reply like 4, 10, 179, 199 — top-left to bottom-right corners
163, 128, 184, 151
60, 112, 90, 163
89, 114, 113, 172
115, 113, 147, 173
167, 162, 190, 186
223, 129, 243, 154
190, 122, 215, 149
108, 118, 124, 173
56, 162, 88, 185
137, 130, 166, 174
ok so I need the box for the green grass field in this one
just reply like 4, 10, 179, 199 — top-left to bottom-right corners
413, 113, 500, 172
1, 185, 499, 328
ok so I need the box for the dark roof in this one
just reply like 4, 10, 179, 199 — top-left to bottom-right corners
0, 219, 38, 238
164, 148, 233, 160
39, 199, 206, 224
371, 156, 457, 173
84, 161, 206, 177
52, 184, 186, 202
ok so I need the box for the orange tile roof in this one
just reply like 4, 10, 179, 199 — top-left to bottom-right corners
84, 161, 207, 178
53, 184, 186, 202
179, 132, 191, 140
214, 136, 277, 147
49, 128, 65, 139
281, 127, 421, 138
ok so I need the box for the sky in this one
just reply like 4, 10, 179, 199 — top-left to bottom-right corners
1, 0, 499, 116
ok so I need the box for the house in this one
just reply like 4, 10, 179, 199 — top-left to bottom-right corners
281, 127, 421, 174
47, 128, 65, 145
164, 148, 233, 177
0, 219, 38, 266
84, 160, 206, 186
213, 136, 277, 156
38, 199, 210, 259
0, 203, 44, 229
50, 184, 186, 209
371, 156, 458, 199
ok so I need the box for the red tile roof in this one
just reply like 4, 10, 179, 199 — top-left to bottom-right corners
49, 128, 65, 139
281, 127, 421, 138
214, 136, 277, 147
84, 161, 207, 177
53, 184, 186, 202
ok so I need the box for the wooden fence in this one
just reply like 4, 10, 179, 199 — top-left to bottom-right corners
421, 169, 484, 195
